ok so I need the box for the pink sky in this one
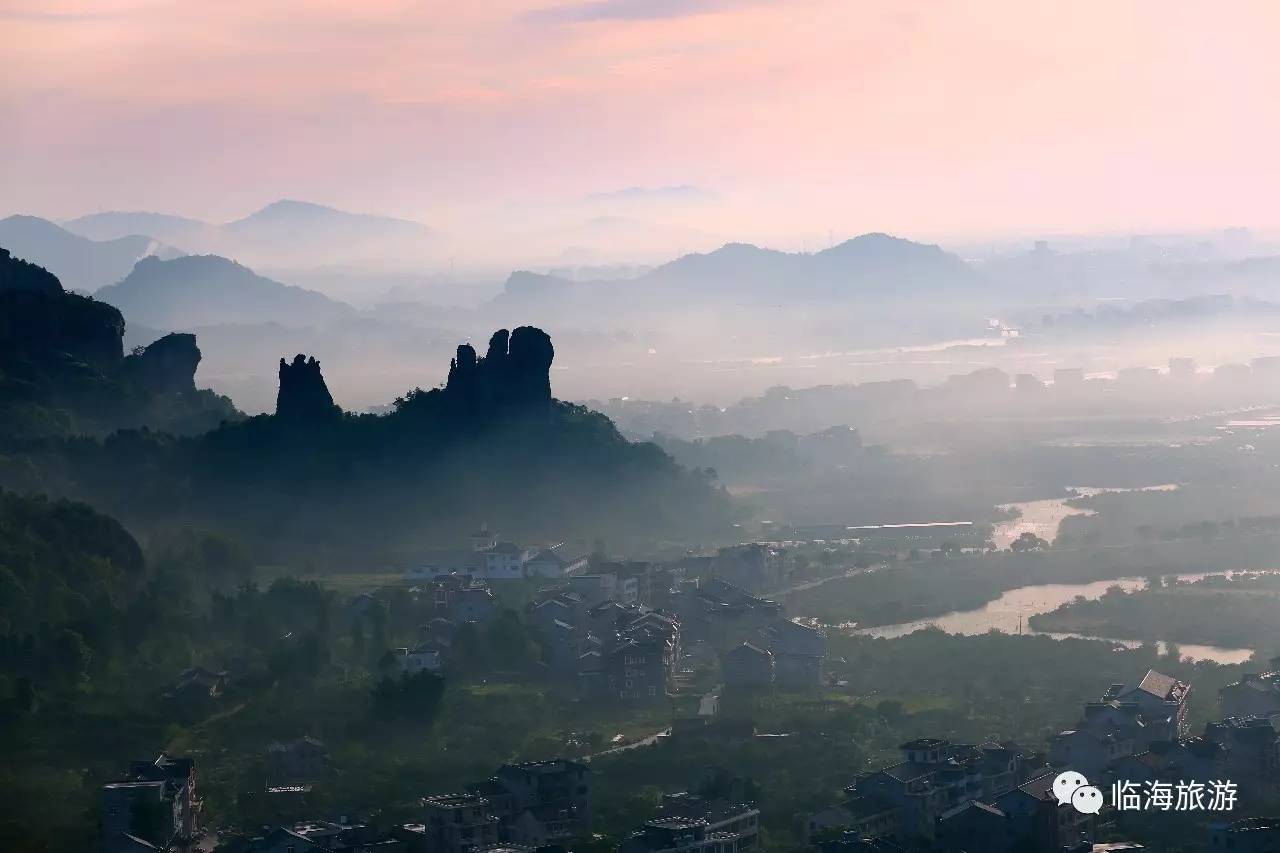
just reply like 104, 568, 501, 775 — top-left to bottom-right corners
4, 0, 1280, 247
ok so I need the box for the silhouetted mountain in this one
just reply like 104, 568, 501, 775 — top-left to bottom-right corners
96, 255, 356, 329
1, 326, 735, 557
0, 215, 182, 292
0, 247, 240, 438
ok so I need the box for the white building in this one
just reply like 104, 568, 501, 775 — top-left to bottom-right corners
481, 542, 533, 580
526, 545, 591, 579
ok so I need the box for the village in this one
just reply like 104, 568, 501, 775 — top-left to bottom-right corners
98, 529, 1280, 853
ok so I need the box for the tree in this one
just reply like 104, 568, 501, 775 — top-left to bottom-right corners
50, 629, 91, 680
349, 620, 365, 661
1010, 531, 1049, 552
370, 671, 446, 722
11, 677, 35, 713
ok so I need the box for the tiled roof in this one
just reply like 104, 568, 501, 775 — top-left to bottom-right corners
1133, 670, 1183, 701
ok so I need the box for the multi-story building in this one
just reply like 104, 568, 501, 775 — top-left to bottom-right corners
421, 794, 500, 853
606, 634, 675, 703
1115, 670, 1191, 738
525, 545, 590, 579
668, 578, 782, 651
759, 619, 825, 689
1052, 673, 1191, 775
848, 739, 1042, 842
937, 771, 1094, 853
468, 760, 593, 846
620, 794, 759, 853
710, 544, 784, 593
102, 754, 200, 853
480, 543, 533, 580
1205, 716, 1280, 800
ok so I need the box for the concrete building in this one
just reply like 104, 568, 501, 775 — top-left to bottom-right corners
849, 739, 1042, 842
620, 794, 759, 853
467, 760, 592, 845
760, 619, 825, 689
525, 545, 590, 579
421, 793, 500, 853
480, 542, 533, 580
102, 754, 200, 853
1116, 671, 1191, 738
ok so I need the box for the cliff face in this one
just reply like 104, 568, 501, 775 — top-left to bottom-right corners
120, 333, 201, 395
443, 326, 554, 415
276, 354, 339, 420
0, 247, 125, 370
0, 246, 240, 437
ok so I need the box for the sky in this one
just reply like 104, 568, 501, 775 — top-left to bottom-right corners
4, 0, 1280, 257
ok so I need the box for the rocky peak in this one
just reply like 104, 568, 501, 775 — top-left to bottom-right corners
276, 354, 339, 420
443, 326, 554, 414
120, 333, 201, 395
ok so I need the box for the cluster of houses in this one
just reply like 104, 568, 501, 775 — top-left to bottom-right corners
401, 532, 788, 598
401, 527, 591, 584
385, 529, 827, 703
104, 749, 766, 853
1047, 670, 1280, 806
804, 668, 1280, 852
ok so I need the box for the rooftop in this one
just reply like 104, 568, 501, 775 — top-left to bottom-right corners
647, 817, 708, 831
1128, 670, 1187, 702
424, 793, 488, 809
900, 738, 949, 750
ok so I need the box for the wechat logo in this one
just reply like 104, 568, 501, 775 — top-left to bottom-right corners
1054, 770, 1104, 815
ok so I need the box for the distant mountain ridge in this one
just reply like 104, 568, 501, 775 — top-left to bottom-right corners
62, 199, 435, 269
96, 254, 356, 330
0, 215, 182, 292
491, 232, 983, 313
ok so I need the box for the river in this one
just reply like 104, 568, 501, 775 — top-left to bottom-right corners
848, 485, 1256, 664
855, 574, 1255, 664
990, 484, 1178, 550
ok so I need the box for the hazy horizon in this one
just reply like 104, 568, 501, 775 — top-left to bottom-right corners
6, 1, 1280, 268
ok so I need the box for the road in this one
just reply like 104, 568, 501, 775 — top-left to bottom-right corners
584, 727, 671, 761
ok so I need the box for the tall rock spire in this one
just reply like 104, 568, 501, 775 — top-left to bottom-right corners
276, 354, 340, 420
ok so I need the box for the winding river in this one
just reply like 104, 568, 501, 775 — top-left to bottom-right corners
849, 487, 1256, 664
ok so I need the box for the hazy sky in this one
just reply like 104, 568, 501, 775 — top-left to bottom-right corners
5, 0, 1280, 249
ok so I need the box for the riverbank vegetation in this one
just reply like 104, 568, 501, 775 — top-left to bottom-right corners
786, 531, 1280, 628
1029, 572, 1280, 650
